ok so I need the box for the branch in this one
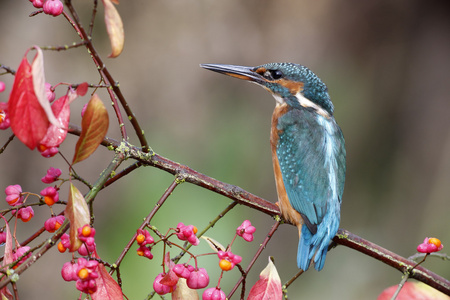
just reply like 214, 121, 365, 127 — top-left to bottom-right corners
334, 229, 450, 295
68, 123, 280, 217
67, 125, 450, 296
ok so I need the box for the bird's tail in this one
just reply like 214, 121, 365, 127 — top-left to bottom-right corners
297, 225, 313, 271
297, 207, 340, 271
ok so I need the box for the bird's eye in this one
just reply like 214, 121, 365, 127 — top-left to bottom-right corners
270, 70, 283, 79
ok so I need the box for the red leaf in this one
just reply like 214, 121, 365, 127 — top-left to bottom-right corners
31, 46, 59, 127
40, 88, 78, 148
248, 258, 282, 300
102, 0, 124, 58
72, 94, 109, 164
65, 183, 90, 252
91, 263, 123, 300
8, 53, 49, 149
160, 252, 179, 286
377, 282, 450, 300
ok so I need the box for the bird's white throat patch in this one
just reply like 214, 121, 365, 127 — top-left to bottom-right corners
294, 92, 330, 118
263, 87, 331, 119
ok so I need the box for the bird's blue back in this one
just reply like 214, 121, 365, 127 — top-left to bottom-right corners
276, 106, 346, 270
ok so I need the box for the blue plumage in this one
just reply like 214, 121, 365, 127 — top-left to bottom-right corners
201, 62, 346, 271
276, 107, 345, 270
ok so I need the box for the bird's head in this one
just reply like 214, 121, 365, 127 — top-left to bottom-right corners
201, 62, 333, 117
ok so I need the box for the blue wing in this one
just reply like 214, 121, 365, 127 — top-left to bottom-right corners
276, 108, 346, 270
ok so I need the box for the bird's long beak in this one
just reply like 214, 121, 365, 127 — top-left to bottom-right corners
200, 64, 265, 85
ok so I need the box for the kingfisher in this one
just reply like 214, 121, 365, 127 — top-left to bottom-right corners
201, 63, 346, 271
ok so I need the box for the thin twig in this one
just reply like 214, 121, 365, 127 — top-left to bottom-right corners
172, 201, 239, 264
0, 64, 16, 75
40, 41, 88, 51
64, 0, 149, 151
228, 220, 281, 299
111, 175, 184, 275
0, 134, 16, 154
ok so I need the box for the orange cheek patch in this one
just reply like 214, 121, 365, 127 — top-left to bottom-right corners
276, 79, 304, 95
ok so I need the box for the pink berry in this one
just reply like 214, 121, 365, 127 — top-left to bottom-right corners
41, 186, 60, 206
0, 82, 5, 93
43, 0, 64, 17
16, 207, 34, 222
61, 262, 78, 282
176, 223, 199, 246
41, 167, 62, 184
186, 268, 209, 289
173, 264, 193, 279
5, 184, 23, 206
236, 219, 256, 242
32, 0, 45, 8
153, 273, 176, 295
44, 215, 65, 233
203, 287, 226, 300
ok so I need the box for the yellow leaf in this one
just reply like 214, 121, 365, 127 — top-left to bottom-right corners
172, 279, 199, 300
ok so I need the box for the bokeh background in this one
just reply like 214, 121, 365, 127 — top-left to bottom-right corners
1, 0, 450, 299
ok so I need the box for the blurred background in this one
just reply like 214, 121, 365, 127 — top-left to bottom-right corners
1, 0, 450, 299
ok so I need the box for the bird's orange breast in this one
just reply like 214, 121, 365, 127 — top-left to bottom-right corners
270, 103, 303, 227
